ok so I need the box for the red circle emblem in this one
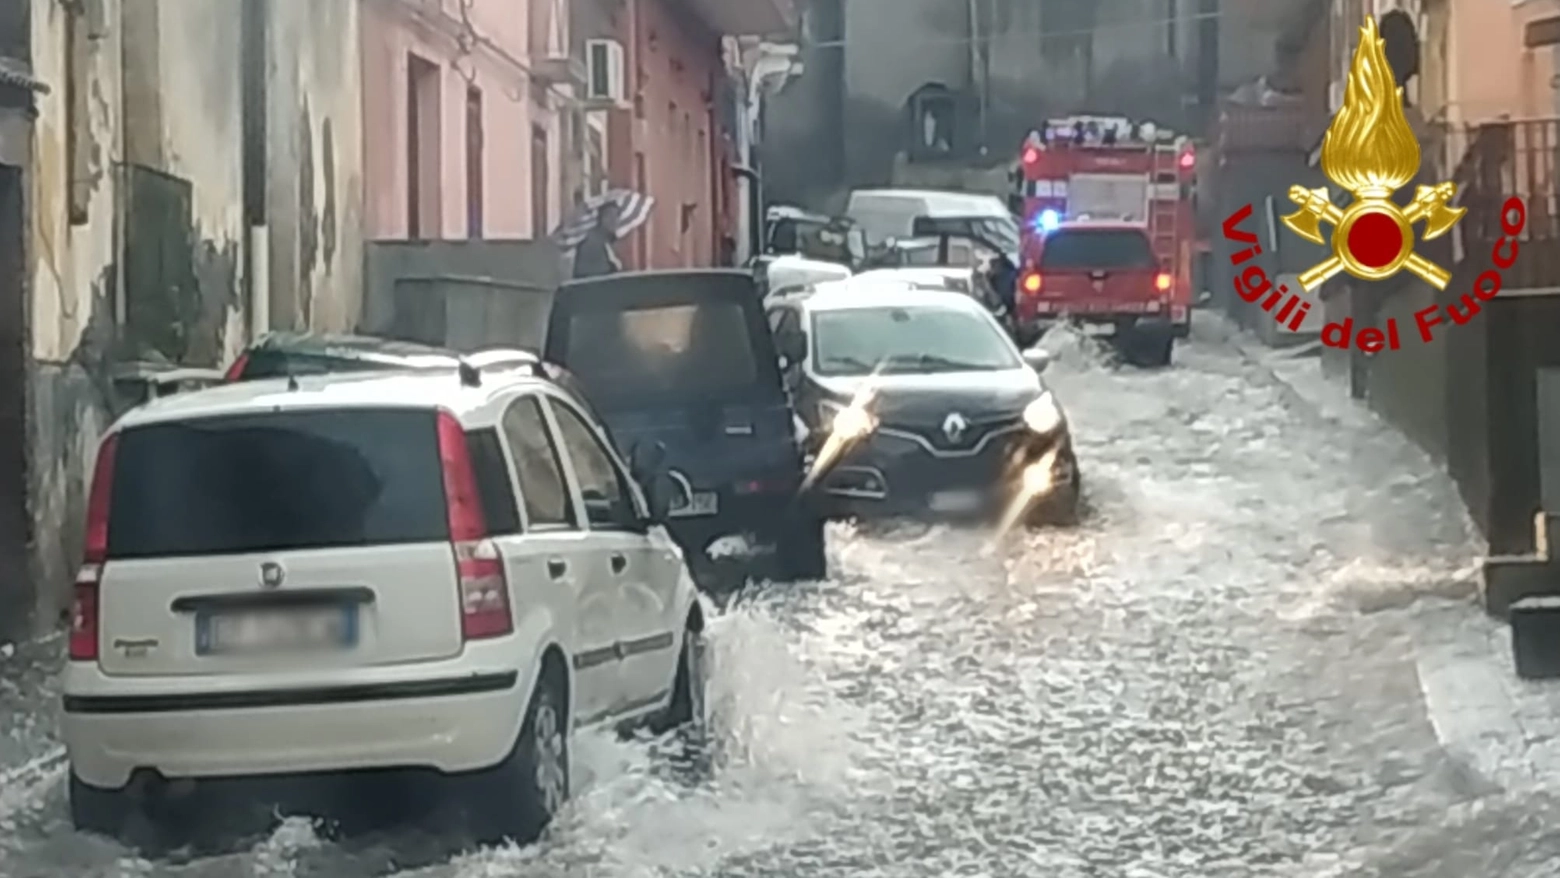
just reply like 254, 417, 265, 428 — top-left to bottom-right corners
1345, 211, 1404, 269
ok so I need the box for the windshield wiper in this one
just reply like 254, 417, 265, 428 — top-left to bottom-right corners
886, 354, 994, 372
821, 355, 876, 373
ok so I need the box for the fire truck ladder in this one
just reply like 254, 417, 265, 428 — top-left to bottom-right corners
1147, 143, 1182, 270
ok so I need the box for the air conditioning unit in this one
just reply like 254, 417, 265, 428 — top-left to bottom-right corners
584, 39, 627, 107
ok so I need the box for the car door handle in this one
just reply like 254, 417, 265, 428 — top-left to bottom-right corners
610, 553, 627, 574
547, 559, 568, 580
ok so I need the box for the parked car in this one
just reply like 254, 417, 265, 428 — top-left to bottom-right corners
767, 280, 1080, 525
758, 254, 854, 299
1015, 220, 1176, 366
223, 332, 610, 434
854, 266, 1013, 331
546, 270, 827, 586
62, 366, 708, 848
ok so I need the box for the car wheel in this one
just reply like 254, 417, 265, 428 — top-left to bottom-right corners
1026, 462, 1082, 527
653, 620, 714, 780
468, 665, 570, 846
774, 512, 828, 582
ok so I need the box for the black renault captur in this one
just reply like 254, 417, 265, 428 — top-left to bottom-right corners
546, 270, 826, 583
767, 280, 1080, 525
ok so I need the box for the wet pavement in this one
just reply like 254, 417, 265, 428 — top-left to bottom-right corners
3, 319, 1560, 877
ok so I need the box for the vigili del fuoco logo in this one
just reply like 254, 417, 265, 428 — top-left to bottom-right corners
1222, 14, 1527, 353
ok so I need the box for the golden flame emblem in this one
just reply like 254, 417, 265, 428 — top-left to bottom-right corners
1282, 15, 1465, 291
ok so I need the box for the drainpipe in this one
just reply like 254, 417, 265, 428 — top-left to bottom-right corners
736, 42, 802, 264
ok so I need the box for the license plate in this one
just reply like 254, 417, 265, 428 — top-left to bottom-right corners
929, 490, 983, 513
669, 490, 718, 518
1081, 323, 1116, 336
196, 606, 357, 656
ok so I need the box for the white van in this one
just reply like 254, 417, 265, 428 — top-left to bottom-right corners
845, 189, 1017, 251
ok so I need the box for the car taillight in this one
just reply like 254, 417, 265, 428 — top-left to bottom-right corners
1021, 272, 1042, 296
1155, 272, 1172, 292
222, 352, 250, 382
437, 411, 512, 640
71, 433, 117, 661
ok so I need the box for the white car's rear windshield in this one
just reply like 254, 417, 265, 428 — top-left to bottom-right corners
1040, 229, 1156, 270
107, 408, 450, 559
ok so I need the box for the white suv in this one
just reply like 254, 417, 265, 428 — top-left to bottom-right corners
61, 365, 707, 846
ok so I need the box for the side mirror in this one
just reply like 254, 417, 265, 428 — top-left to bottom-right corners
777, 331, 807, 365
1197, 290, 1213, 305
628, 441, 674, 523
1022, 348, 1051, 373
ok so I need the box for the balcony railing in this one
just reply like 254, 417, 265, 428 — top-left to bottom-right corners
1439, 118, 1560, 290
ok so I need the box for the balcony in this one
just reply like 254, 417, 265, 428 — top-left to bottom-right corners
678, 0, 794, 37
1442, 118, 1560, 290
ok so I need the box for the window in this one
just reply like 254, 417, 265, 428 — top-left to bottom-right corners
65, 2, 90, 224
466, 427, 520, 534
501, 397, 576, 528
561, 301, 762, 401
531, 125, 549, 236
1039, 229, 1158, 270
108, 409, 448, 559
549, 401, 638, 530
406, 54, 441, 238
466, 85, 484, 238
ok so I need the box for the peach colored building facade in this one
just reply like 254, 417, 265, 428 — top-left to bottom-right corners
361, 0, 567, 240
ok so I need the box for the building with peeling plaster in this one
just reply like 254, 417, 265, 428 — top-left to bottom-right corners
0, 0, 363, 641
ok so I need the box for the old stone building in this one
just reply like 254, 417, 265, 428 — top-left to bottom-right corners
764, 0, 1303, 206
0, 0, 363, 641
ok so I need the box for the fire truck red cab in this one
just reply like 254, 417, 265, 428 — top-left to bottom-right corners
1013, 116, 1199, 365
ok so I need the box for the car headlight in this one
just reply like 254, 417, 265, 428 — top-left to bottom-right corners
821, 399, 876, 440
1022, 391, 1064, 434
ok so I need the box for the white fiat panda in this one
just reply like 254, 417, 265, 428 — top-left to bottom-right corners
61, 364, 707, 846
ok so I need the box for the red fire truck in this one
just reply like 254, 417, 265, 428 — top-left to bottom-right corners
1011, 116, 1200, 360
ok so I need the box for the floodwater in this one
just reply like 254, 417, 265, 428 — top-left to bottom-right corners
3, 321, 1559, 878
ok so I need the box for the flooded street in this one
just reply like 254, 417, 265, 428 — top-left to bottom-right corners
4, 322, 1560, 877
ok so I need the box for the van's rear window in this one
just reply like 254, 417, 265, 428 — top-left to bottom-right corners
1039, 229, 1157, 270
562, 302, 760, 402
107, 409, 449, 559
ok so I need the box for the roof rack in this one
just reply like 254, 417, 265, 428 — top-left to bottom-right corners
457, 360, 482, 387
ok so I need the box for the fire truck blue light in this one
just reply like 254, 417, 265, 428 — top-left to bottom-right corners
1036, 209, 1060, 232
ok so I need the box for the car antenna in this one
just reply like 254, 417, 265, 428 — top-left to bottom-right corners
457, 359, 482, 388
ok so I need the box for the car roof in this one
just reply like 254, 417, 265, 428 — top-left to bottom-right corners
847, 189, 1010, 218
857, 266, 972, 282
1051, 219, 1149, 232
801, 280, 985, 313
113, 369, 558, 431
251, 331, 451, 358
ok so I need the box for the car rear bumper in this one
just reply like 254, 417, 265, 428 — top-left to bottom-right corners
62, 664, 524, 789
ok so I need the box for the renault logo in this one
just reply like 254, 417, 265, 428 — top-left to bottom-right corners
942, 412, 968, 443
259, 562, 285, 590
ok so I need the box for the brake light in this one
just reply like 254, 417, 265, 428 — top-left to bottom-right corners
436, 411, 512, 640
71, 432, 117, 661
1178, 148, 1195, 170
1021, 272, 1042, 295
222, 352, 250, 382
1022, 146, 1040, 166
1155, 272, 1172, 292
